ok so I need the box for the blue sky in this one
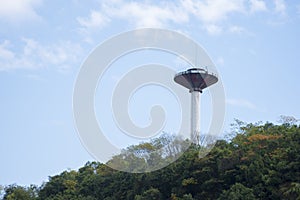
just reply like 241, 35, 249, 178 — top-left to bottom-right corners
0, 0, 300, 186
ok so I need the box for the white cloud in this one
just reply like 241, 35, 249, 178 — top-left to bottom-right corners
0, 0, 42, 22
0, 40, 15, 60
77, 10, 110, 43
77, 0, 189, 42
77, 10, 109, 29
226, 98, 257, 110
77, 0, 288, 36
228, 25, 254, 36
78, 0, 244, 35
249, 0, 267, 12
0, 39, 83, 72
181, 0, 244, 34
103, 1, 189, 28
274, 0, 286, 15
205, 24, 223, 35
228, 25, 245, 34
181, 0, 245, 24
265, 0, 287, 26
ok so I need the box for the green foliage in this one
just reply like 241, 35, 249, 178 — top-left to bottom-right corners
134, 188, 162, 200
107, 133, 190, 172
218, 183, 256, 200
181, 194, 195, 200
2, 120, 300, 199
3, 185, 38, 200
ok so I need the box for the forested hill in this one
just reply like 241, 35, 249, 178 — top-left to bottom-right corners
2, 120, 300, 200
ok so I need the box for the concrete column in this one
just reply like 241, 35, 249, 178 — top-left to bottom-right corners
191, 91, 200, 144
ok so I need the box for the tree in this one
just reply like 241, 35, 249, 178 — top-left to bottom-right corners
2, 120, 299, 199
218, 183, 256, 200
134, 188, 162, 200
3, 185, 37, 200
278, 115, 299, 126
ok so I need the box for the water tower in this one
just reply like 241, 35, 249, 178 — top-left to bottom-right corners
174, 68, 218, 144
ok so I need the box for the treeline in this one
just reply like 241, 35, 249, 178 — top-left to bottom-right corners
1, 120, 300, 199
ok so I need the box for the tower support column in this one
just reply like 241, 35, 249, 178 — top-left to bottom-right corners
191, 91, 200, 144
174, 68, 218, 145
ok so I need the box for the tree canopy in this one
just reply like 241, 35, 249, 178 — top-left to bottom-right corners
2, 120, 300, 199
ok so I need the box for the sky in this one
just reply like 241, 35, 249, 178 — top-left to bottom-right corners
0, 0, 300, 187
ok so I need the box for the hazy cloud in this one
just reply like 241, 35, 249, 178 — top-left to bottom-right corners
181, 0, 245, 24
205, 24, 223, 35
77, 0, 245, 35
0, 40, 15, 60
249, 0, 267, 12
77, 0, 289, 36
77, 10, 110, 29
0, 39, 83, 72
102, 1, 189, 28
228, 25, 254, 36
274, 0, 286, 15
229, 25, 246, 34
0, 0, 42, 22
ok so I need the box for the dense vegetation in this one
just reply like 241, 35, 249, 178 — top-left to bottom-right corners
1, 119, 300, 199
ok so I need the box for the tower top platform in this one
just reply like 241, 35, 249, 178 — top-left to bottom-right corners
174, 68, 218, 92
